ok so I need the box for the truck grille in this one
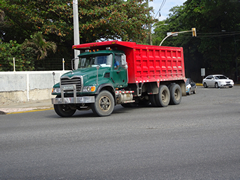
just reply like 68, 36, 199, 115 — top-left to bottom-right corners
61, 76, 82, 91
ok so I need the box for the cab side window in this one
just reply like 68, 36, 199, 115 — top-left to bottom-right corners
114, 54, 122, 68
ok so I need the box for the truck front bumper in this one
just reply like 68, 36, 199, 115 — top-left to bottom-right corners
52, 96, 95, 104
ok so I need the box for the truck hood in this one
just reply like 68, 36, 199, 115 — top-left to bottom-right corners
62, 67, 96, 77
61, 67, 111, 86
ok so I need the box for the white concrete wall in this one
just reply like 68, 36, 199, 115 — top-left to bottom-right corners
0, 71, 68, 103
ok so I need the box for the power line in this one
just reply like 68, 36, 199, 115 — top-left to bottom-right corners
198, 31, 240, 35
155, 0, 166, 19
194, 31, 240, 38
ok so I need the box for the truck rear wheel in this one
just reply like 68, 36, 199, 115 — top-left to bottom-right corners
91, 90, 114, 117
169, 84, 182, 105
54, 104, 76, 117
155, 85, 170, 107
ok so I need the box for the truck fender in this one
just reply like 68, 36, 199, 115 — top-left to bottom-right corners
95, 83, 114, 94
95, 83, 116, 105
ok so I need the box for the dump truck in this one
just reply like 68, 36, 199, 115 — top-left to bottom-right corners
51, 40, 186, 117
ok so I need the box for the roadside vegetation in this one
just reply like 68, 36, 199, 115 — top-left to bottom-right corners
0, 0, 156, 71
0, 0, 240, 81
153, 0, 240, 80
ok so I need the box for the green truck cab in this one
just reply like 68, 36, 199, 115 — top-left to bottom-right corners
52, 49, 131, 117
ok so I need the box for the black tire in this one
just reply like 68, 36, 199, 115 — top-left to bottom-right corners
215, 82, 219, 88
169, 84, 182, 105
193, 88, 197, 94
229, 86, 233, 88
91, 90, 114, 117
203, 83, 208, 88
54, 104, 76, 117
149, 94, 157, 107
155, 85, 170, 107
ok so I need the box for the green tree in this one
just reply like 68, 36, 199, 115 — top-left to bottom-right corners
0, 8, 5, 40
0, 9, 4, 22
0, 40, 35, 71
0, 0, 157, 71
0, 0, 157, 44
22, 32, 57, 60
153, 0, 240, 80
184, 0, 240, 75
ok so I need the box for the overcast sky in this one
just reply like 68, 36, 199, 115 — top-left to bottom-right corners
149, 0, 186, 21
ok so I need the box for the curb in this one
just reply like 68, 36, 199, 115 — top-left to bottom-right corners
0, 107, 54, 115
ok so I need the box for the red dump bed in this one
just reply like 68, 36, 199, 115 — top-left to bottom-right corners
73, 40, 185, 84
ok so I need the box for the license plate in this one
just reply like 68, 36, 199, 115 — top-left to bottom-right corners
63, 85, 74, 90
65, 98, 71, 103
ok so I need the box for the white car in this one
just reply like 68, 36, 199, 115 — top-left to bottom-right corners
202, 74, 234, 88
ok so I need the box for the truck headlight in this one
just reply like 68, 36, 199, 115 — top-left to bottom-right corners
83, 86, 96, 92
52, 88, 61, 93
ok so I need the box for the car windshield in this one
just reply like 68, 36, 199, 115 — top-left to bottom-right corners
185, 78, 190, 85
215, 75, 228, 79
78, 54, 112, 68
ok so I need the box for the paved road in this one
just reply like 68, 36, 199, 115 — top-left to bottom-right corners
1, 86, 240, 179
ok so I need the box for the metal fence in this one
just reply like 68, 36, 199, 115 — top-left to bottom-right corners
34, 57, 72, 71
0, 57, 72, 71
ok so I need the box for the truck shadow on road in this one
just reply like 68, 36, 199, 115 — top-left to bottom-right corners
47, 105, 151, 118
47, 103, 174, 119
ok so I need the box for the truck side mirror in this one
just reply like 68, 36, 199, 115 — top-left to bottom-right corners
74, 57, 79, 70
121, 54, 128, 69
71, 57, 79, 70
71, 58, 75, 70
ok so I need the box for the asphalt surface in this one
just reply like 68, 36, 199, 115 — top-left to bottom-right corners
1, 86, 240, 179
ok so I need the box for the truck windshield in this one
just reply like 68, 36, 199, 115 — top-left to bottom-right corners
78, 54, 112, 68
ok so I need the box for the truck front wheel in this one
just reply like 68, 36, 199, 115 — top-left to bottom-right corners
54, 104, 76, 117
169, 84, 182, 105
91, 90, 114, 117
155, 85, 170, 107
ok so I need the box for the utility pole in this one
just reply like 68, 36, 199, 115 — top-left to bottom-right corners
73, 0, 80, 69
147, 0, 152, 45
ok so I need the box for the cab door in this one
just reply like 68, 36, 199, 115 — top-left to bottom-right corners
111, 53, 128, 88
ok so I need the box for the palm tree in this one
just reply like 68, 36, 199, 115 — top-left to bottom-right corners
0, 10, 4, 22
22, 32, 57, 60
0, 10, 5, 40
